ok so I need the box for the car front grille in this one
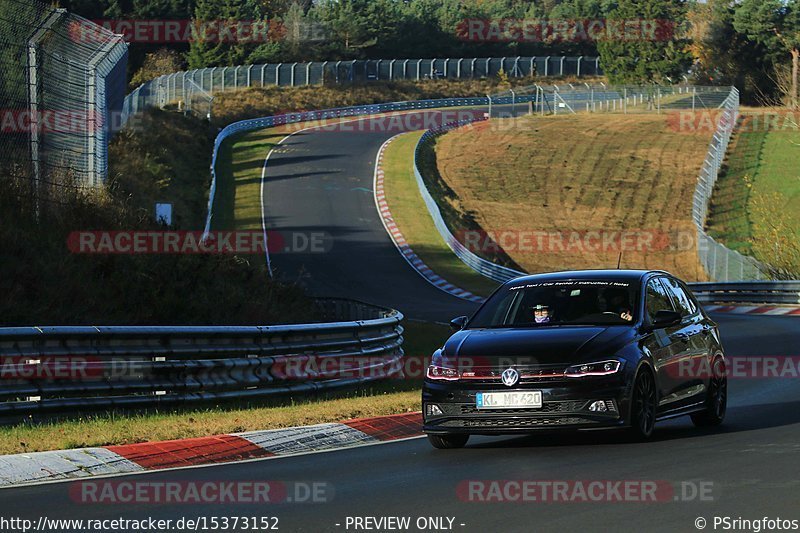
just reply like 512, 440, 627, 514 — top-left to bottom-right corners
457, 400, 587, 415
442, 417, 587, 428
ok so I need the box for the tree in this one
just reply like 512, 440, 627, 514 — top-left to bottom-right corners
185, 0, 265, 68
130, 49, 186, 88
596, 0, 692, 85
687, 0, 773, 103
734, 0, 800, 108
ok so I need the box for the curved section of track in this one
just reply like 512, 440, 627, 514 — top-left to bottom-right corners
259, 111, 485, 321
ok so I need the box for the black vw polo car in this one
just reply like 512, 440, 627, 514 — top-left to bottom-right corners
422, 270, 727, 449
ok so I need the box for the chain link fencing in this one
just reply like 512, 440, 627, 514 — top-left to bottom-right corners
692, 88, 770, 281
121, 56, 601, 123
0, 0, 127, 210
487, 83, 733, 118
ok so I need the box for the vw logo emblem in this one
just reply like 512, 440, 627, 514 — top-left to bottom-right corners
501, 368, 519, 387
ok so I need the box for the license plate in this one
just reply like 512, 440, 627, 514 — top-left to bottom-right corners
476, 391, 542, 409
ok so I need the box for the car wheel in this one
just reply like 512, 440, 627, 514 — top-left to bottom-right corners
427, 434, 469, 449
629, 368, 657, 440
692, 357, 727, 427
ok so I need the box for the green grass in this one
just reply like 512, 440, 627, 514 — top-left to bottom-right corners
381, 132, 499, 297
213, 129, 287, 230
0, 320, 449, 454
707, 113, 800, 260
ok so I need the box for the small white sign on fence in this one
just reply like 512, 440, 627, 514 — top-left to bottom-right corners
155, 202, 173, 226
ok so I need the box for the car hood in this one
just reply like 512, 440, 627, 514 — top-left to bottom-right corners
441, 326, 631, 365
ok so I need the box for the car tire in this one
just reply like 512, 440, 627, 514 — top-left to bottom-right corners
691, 357, 727, 427
629, 367, 657, 440
427, 434, 469, 449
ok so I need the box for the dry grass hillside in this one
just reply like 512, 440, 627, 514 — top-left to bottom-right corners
433, 113, 713, 280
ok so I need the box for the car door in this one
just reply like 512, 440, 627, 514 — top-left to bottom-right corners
641, 277, 683, 406
662, 277, 710, 406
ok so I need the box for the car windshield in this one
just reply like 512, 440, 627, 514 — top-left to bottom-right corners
468, 279, 639, 328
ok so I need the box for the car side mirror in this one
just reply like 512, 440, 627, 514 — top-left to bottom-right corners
650, 310, 682, 329
450, 316, 468, 331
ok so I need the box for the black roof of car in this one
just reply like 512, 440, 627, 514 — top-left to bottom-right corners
505, 269, 671, 286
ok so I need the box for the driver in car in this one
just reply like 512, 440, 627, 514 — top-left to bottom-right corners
533, 304, 552, 324
605, 289, 633, 322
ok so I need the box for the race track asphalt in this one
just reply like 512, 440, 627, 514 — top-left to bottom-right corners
1, 314, 799, 533
260, 111, 485, 321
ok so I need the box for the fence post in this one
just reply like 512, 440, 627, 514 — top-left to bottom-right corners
290, 62, 297, 86
376, 59, 381, 80
577, 55, 583, 77
275, 64, 280, 86
544, 56, 550, 77
306, 62, 311, 85
457, 58, 463, 78
471, 58, 476, 78
559, 56, 565, 76
390, 59, 396, 79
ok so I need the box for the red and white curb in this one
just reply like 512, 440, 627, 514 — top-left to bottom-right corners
374, 135, 485, 303
705, 305, 800, 316
0, 413, 422, 488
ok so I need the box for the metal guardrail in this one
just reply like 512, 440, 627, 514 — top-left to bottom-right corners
689, 282, 800, 305
0, 299, 403, 417
413, 120, 525, 284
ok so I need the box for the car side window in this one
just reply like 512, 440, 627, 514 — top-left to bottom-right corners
663, 277, 697, 317
645, 278, 674, 323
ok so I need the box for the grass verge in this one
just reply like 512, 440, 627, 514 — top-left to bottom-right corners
381, 132, 499, 297
432, 113, 713, 281
0, 321, 449, 454
707, 111, 800, 275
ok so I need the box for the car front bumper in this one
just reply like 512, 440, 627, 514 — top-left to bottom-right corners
422, 377, 630, 435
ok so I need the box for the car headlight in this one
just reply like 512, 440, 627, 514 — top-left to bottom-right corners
426, 365, 459, 381
564, 360, 623, 377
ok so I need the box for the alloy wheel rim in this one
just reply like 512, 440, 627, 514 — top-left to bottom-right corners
635, 372, 655, 433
